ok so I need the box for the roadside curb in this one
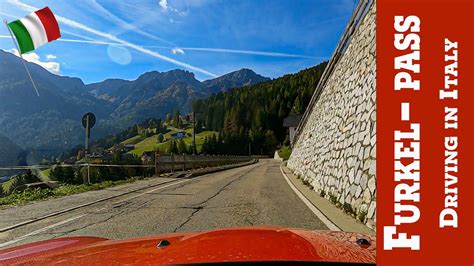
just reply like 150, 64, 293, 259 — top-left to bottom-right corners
279, 162, 375, 234
279, 163, 341, 231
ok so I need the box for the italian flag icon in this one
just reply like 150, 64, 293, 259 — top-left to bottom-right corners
7, 7, 61, 54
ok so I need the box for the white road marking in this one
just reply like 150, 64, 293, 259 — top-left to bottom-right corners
0, 179, 181, 233
0, 179, 193, 249
279, 163, 341, 231
0, 214, 86, 249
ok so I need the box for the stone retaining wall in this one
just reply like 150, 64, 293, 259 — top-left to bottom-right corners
287, 2, 376, 229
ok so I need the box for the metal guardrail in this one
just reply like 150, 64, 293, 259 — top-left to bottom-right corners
155, 154, 253, 174
0, 164, 154, 170
293, 0, 374, 146
0, 163, 157, 185
0, 155, 254, 184
0, 156, 253, 172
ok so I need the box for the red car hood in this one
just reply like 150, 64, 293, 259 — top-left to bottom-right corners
0, 227, 375, 265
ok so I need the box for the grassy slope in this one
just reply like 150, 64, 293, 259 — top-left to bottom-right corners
130, 130, 217, 156
121, 135, 145, 145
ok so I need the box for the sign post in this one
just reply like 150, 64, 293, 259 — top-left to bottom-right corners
82, 112, 96, 184
82, 112, 96, 155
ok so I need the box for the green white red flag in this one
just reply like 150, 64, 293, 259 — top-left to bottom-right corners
7, 7, 60, 54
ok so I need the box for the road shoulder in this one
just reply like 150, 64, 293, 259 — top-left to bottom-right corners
280, 162, 375, 235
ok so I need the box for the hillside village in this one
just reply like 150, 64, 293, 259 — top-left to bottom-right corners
87, 112, 218, 164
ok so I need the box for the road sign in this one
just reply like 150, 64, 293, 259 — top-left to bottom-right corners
82, 112, 96, 129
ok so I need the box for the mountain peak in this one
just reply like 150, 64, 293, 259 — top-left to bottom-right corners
203, 68, 270, 93
1, 48, 271, 153
237, 68, 255, 73
139, 69, 195, 80
226, 68, 264, 79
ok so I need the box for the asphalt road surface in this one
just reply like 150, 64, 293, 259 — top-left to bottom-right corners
0, 159, 327, 249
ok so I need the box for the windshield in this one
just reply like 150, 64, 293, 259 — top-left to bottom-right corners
0, 0, 376, 264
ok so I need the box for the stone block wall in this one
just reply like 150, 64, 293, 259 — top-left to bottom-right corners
287, 3, 376, 229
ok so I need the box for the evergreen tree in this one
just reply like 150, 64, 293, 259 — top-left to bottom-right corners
157, 133, 164, 143
292, 97, 302, 114
191, 61, 327, 155
113, 149, 122, 163
63, 167, 77, 184
167, 140, 179, 154
201, 137, 209, 154
264, 130, 279, 154
195, 119, 203, 133
50, 166, 65, 182
173, 109, 181, 127
177, 139, 187, 154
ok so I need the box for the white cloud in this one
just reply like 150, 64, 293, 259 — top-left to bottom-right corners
0, 35, 323, 59
177, 47, 322, 59
7, 0, 217, 77
8, 49, 60, 74
171, 48, 185, 55
159, 0, 168, 10
173, 8, 189, 17
89, 0, 175, 46
158, 0, 188, 16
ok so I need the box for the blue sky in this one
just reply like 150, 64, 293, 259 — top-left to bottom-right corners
0, 0, 355, 84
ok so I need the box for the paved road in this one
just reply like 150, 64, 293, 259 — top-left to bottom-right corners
0, 159, 327, 249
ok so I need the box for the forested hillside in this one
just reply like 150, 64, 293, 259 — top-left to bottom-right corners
0, 135, 25, 166
193, 62, 327, 155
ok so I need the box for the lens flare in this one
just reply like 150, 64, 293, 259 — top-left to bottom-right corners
106, 44, 132, 65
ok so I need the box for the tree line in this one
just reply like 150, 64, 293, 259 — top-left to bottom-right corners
194, 62, 327, 155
